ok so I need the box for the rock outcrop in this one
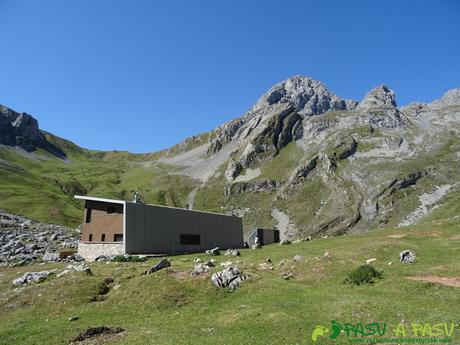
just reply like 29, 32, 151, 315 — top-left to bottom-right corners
357, 85, 397, 109
287, 156, 318, 185
399, 250, 416, 264
143, 259, 171, 275
224, 180, 280, 195
12, 269, 58, 285
0, 105, 66, 158
211, 266, 247, 290
224, 159, 243, 182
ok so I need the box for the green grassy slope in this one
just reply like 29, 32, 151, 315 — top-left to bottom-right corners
0, 219, 459, 345
0, 133, 198, 226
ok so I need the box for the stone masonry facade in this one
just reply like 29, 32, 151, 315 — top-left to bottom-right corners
78, 242, 124, 261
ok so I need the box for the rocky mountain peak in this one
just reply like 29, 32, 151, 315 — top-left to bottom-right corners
252, 75, 357, 116
357, 85, 397, 109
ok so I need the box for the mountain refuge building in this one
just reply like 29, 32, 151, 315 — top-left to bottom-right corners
75, 195, 244, 261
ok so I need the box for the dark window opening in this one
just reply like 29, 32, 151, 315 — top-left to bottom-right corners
101, 234, 106, 242
107, 206, 116, 214
86, 208, 92, 223
180, 234, 200, 245
89, 234, 93, 242
114, 234, 123, 242
274, 229, 280, 243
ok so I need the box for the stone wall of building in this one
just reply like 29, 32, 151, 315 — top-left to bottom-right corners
78, 242, 124, 261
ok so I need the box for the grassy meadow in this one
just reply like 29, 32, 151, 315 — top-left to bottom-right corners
0, 218, 459, 344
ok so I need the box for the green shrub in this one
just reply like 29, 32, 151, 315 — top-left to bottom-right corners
111, 255, 147, 263
343, 265, 382, 285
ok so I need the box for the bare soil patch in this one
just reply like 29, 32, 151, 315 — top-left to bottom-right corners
407, 275, 460, 288
70, 326, 125, 344
168, 271, 192, 280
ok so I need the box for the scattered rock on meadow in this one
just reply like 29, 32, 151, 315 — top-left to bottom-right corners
399, 250, 416, 264
43, 252, 60, 262
281, 272, 293, 280
205, 247, 220, 256
280, 239, 291, 245
366, 258, 377, 264
277, 259, 287, 268
224, 249, 240, 256
143, 258, 170, 275
191, 260, 215, 276
293, 236, 312, 243
293, 255, 304, 262
13, 269, 57, 285
65, 253, 85, 262
94, 255, 110, 262
220, 260, 234, 268
56, 263, 93, 277
211, 266, 247, 291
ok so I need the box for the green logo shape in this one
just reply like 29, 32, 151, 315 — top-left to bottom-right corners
330, 320, 342, 339
311, 325, 330, 343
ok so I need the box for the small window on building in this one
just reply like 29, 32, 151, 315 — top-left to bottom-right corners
114, 234, 123, 242
86, 208, 92, 223
101, 234, 106, 242
89, 234, 93, 242
180, 234, 200, 245
107, 206, 116, 214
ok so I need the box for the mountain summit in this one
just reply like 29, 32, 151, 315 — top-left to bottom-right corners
252, 75, 358, 115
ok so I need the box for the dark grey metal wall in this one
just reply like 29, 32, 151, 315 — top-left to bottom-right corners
247, 228, 280, 246
125, 202, 244, 255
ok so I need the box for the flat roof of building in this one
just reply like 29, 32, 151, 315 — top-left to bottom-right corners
74, 195, 239, 218
74, 195, 125, 204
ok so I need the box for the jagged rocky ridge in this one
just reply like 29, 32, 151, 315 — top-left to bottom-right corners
160, 76, 460, 237
1, 76, 460, 239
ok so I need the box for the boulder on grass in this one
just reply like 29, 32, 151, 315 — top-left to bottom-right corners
191, 261, 215, 276
399, 250, 416, 264
280, 239, 291, 245
143, 259, 170, 275
293, 255, 304, 262
205, 247, 220, 256
211, 266, 247, 291
13, 270, 57, 285
224, 249, 240, 256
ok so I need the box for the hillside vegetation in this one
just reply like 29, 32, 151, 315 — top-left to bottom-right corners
0, 218, 459, 344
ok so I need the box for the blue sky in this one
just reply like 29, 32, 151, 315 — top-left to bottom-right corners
0, 1, 459, 153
